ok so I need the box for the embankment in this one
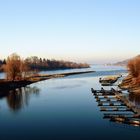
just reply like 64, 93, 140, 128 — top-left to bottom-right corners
119, 74, 140, 94
0, 71, 95, 90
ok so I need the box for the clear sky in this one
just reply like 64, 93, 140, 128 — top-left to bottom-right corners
0, 0, 140, 64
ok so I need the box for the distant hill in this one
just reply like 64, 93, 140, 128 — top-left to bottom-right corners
113, 59, 130, 66
113, 55, 140, 66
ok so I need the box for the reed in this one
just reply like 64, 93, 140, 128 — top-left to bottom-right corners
127, 55, 140, 84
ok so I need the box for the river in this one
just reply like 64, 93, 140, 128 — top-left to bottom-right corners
0, 65, 140, 140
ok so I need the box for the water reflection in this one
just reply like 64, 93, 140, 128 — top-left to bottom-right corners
0, 86, 40, 112
129, 94, 140, 108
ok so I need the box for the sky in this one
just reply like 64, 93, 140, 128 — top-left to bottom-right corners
0, 0, 140, 64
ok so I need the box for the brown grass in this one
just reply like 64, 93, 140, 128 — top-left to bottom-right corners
127, 55, 140, 84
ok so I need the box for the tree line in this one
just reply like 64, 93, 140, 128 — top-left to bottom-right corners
25, 56, 89, 70
0, 53, 90, 81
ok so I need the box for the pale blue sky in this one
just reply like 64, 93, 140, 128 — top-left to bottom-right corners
0, 0, 140, 63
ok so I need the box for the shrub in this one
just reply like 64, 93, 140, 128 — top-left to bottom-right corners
127, 55, 140, 83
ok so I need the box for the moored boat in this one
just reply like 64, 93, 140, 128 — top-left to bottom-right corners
99, 75, 122, 86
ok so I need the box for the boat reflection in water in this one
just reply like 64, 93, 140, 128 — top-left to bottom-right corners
0, 86, 40, 112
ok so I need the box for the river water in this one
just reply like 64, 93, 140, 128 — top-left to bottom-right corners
0, 65, 140, 140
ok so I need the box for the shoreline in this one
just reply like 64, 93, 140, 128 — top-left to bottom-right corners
119, 74, 140, 95
0, 70, 95, 90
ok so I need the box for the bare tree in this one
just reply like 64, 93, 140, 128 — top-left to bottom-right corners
4, 53, 29, 81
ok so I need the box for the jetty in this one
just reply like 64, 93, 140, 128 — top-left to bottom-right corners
91, 87, 140, 127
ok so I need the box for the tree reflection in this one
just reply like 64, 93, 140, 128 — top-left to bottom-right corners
0, 86, 40, 112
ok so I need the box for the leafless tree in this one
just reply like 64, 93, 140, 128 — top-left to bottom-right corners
3, 53, 29, 81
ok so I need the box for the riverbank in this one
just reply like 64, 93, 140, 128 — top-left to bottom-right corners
119, 74, 140, 95
0, 70, 95, 90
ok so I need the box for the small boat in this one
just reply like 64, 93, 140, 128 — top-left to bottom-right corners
101, 82, 113, 86
99, 75, 122, 86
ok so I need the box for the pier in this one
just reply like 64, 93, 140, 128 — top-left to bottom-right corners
91, 87, 140, 127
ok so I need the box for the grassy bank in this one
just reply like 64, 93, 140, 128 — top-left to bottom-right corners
119, 74, 140, 94
0, 71, 94, 90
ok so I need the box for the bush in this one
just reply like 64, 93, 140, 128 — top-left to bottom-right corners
127, 55, 140, 83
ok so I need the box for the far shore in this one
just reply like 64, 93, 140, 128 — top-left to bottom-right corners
0, 71, 95, 90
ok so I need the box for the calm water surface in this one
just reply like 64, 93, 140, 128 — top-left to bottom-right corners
0, 65, 140, 140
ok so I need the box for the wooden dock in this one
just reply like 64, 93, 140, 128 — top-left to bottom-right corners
104, 114, 139, 119
95, 95, 116, 99
96, 98, 121, 102
91, 87, 140, 127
